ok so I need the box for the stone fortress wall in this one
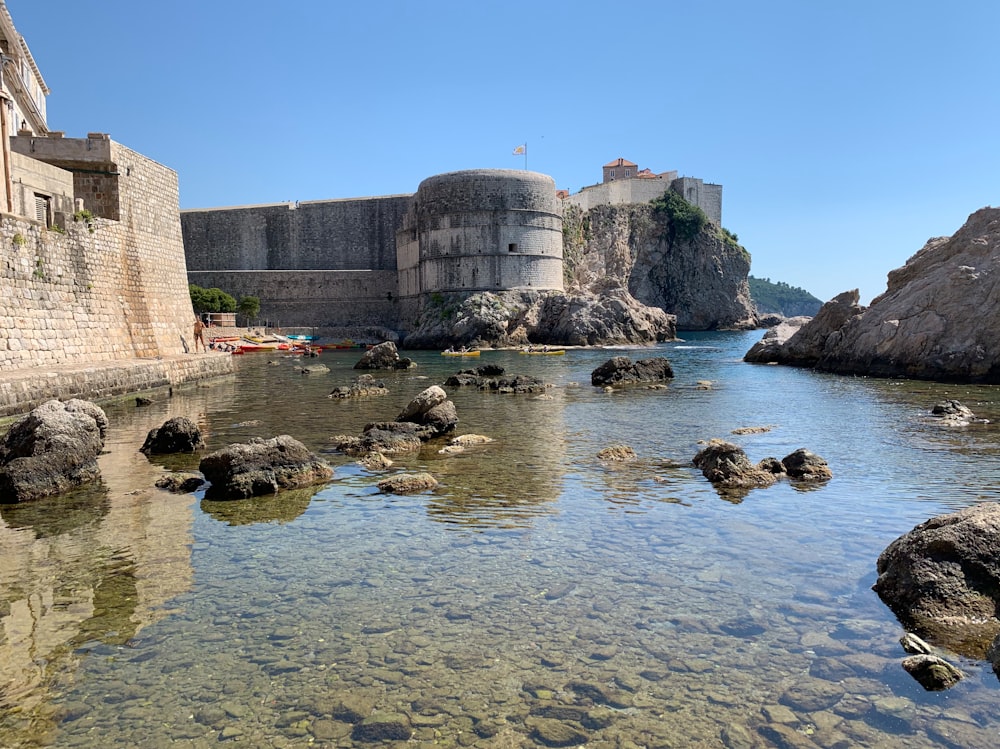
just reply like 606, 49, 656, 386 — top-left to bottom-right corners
562, 173, 723, 225
182, 196, 411, 329
183, 170, 565, 333
0, 134, 231, 415
180, 163, 721, 336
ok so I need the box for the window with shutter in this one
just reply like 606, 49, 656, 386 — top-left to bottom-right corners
34, 194, 49, 226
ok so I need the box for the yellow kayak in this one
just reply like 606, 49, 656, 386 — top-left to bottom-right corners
442, 350, 480, 357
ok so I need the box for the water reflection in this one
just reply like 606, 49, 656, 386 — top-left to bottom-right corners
6, 336, 1000, 746
201, 486, 315, 526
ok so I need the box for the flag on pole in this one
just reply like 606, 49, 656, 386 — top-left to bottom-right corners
512, 144, 526, 155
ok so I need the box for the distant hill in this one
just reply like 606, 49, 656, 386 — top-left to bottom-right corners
748, 276, 823, 317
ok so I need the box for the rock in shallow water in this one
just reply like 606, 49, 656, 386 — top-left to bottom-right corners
873, 502, 1000, 656
199, 435, 333, 500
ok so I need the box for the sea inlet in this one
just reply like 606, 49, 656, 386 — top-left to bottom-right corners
2, 330, 1000, 747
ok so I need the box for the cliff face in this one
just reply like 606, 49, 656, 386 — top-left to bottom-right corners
562, 203, 757, 330
745, 207, 1000, 383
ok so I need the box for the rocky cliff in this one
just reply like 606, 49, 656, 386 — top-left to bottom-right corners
401, 288, 676, 349
562, 202, 757, 330
745, 207, 1000, 382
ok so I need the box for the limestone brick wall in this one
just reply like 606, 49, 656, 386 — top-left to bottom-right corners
563, 175, 723, 225
181, 195, 412, 273
0, 138, 202, 373
9, 152, 75, 223
187, 269, 398, 328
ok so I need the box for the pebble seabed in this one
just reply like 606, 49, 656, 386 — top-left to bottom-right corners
3, 336, 1000, 748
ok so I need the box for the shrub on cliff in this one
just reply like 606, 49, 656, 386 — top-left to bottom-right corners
650, 190, 707, 244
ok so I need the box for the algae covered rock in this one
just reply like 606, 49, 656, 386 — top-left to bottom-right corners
199, 435, 333, 500
0, 399, 108, 503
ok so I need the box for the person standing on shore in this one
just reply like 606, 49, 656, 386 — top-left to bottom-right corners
193, 316, 206, 352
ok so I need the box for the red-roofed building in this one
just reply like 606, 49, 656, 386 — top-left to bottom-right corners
602, 158, 638, 182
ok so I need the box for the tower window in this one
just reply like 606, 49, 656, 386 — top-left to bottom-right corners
508, 243, 518, 253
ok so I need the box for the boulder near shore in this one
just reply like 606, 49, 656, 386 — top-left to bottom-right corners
873, 502, 1000, 657
746, 207, 1000, 382
0, 399, 108, 503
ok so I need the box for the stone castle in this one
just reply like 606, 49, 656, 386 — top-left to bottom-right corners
0, 4, 229, 415
182, 160, 722, 334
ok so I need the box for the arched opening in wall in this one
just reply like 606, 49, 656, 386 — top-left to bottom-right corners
508, 243, 518, 253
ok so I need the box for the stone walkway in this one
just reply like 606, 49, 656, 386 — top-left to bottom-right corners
0, 353, 233, 420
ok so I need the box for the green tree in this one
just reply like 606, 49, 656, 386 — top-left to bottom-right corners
237, 295, 261, 324
650, 189, 707, 244
189, 284, 236, 313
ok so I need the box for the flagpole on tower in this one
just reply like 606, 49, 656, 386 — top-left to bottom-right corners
512, 142, 527, 170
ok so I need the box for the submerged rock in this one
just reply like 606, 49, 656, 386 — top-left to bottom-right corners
351, 712, 411, 742
199, 435, 333, 500
140, 416, 204, 454
377, 472, 439, 494
0, 399, 108, 503
930, 399, 981, 426
155, 474, 204, 493
446, 368, 548, 393
901, 654, 965, 691
329, 374, 388, 398
597, 445, 638, 462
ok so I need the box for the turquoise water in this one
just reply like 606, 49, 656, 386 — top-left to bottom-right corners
3, 331, 1000, 747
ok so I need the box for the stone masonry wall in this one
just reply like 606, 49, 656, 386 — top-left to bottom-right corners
181, 196, 412, 273
186, 269, 398, 328
0, 139, 208, 373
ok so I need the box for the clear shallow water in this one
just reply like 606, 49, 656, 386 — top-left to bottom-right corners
3, 332, 1000, 747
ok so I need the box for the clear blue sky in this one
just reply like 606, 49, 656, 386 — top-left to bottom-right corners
10, 0, 997, 305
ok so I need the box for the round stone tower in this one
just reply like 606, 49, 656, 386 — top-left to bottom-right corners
396, 169, 563, 299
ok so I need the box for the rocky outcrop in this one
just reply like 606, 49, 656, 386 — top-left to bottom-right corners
590, 356, 674, 387
746, 208, 1000, 382
353, 341, 414, 370
199, 435, 334, 500
530, 287, 676, 346
140, 416, 204, 454
692, 440, 780, 490
332, 386, 459, 456
445, 365, 548, 394
744, 292, 864, 366
0, 399, 108, 503
401, 287, 676, 349
692, 441, 832, 493
743, 316, 812, 362
563, 202, 757, 330
329, 374, 389, 399
396, 385, 458, 435
873, 502, 1000, 656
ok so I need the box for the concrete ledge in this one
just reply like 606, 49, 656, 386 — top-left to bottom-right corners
0, 354, 234, 419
